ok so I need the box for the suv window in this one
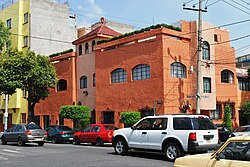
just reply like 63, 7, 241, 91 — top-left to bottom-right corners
136, 118, 167, 130
192, 118, 216, 130
173, 118, 192, 130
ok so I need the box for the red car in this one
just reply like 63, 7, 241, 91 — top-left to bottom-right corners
73, 124, 118, 146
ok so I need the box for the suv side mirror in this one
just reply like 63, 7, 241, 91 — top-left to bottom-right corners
131, 126, 136, 130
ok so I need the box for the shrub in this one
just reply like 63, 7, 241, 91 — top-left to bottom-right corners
121, 111, 141, 127
223, 105, 233, 131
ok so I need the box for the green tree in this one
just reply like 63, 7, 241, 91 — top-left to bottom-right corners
121, 111, 141, 127
0, 50, 23, 95
60, 105, 90, 130
0, 50, 57, 122
239, 101, 250, 124
223, 105, 233, 132
0, 21, 11, 50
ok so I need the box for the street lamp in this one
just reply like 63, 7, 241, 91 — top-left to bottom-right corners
153, 99, 163, 115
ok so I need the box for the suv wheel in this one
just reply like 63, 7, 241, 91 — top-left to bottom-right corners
164, 142, 181, 162
114, 138, 128, 155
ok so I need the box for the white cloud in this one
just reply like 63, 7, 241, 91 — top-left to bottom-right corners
76, 0, 104, 27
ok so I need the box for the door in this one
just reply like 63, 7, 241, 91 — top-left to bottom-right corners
79, 125, 92, 142
90, 125, 101, 142
34, 116, 40, 126
147, 118, 168, 150
128, 118, 152, 149
4, 125, 16, 141
43, 115, 50, 129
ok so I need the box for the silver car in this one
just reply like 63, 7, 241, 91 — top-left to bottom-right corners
1, 124, 47, 146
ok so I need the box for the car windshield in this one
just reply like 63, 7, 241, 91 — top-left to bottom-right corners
25, 124, 42, 130
104, 126, 118, 130
192, 118, 216, 130
58, 126, 72, 131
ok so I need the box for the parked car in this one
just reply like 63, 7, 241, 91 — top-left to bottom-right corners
215, 124, 231, 142
45, 125, 74, 144
73, 124, 118, 146
230, 125, 250, 138
174, 135, 250, 167
112, 114, 219, 161
0, 124, 47, 146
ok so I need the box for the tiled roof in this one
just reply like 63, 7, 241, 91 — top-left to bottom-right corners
73, 24, 121, 44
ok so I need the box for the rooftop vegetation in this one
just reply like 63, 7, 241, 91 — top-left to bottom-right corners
49, 49, 73, 58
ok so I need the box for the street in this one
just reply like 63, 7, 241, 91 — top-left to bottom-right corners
0, 142, 174, 167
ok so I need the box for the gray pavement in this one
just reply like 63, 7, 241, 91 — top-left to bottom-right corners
0, 142, 174, 167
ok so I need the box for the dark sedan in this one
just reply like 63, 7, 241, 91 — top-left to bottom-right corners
0, 124, 47, 146
45, 125, 74, 144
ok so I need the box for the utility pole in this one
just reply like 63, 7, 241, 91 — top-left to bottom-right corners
4, 94, 8, 131
183, 0, 207, 114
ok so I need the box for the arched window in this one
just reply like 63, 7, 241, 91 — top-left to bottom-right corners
92, 40, 96, 52
80, 75, 87, 88
57, 79, 67, 91
202, 41, 210, 60
111, 68, 126, 84
85, 43, 89, 54
132, 64, 150, 81
79, 44, 82, 56
221, 70, 234, 83
170, 62, 186, 78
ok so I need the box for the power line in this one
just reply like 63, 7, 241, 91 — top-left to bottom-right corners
210, 34, 250, 45
240, 0, 250, 5
205, 0, 221, 8
230, 0, 250, 11
221, 0, 250, 15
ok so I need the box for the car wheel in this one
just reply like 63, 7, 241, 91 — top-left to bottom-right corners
96, 138, 103, 147
164, 142, 181, 162
17, 137, 24, 146
1, 137, 7, 145
52, 137, 58, 144
38, 142, 44, 146
114, 138, 128, 155
73, 137, 80, 145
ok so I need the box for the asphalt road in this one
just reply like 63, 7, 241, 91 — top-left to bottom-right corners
0, 142, 174, 167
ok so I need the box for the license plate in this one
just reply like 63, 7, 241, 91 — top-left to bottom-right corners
69, 138, 73, 140
206, 140, 211, 143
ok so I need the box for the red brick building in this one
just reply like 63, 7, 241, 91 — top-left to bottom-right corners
95, 20, 241, 128
34, 52, 77, 128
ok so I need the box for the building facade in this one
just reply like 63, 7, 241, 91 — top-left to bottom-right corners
94, 21, 242, 128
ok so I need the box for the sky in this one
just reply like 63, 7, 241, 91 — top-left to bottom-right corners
68, 0, 250, 57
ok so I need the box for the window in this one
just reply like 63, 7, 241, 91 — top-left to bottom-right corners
210, 104, 221, 119
80, 75, 87, 88
57, 79, 67, 91
214, 34, 218, 42
203, 77, 211, 93
83, 125, 92, 132
218, 141, 250, 161
171, 62, 186, 78
238, 77, 250, 91
221, 70, 234, 83
23, 36, 28, 47
111, 68, 126, 84
21, 113, 26, 124
6, 19, 11, 29
92, 40, 96, 52
103, 111, 114, 124
91, 126, 100, 132
78, 44, 82, 56
24, 12, 28, 24
132, 64, 150, 81
173, 118, 192, 130
202, 41, 210, 60
93, 73, 96, 87
85, 43, 89, 54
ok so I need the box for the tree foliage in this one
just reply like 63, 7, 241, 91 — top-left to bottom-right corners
121, 111, 141, 127
0, 49, 57, 122
60, 105, 90, 130
223, 105, 233, 132
239, 101, 250, 124
0, 21, 11, 50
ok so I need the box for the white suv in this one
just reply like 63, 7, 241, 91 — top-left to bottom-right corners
112, 114, 219, 161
